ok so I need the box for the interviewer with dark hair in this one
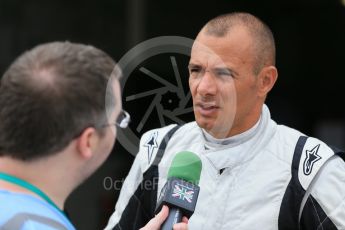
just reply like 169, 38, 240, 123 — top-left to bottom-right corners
0, 42, 188, 230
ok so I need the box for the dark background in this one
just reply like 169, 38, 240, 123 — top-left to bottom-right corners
1, 0, 344, 229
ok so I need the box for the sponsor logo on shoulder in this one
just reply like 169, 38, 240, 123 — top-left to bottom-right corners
144, 131, 158, 164
303, 144, 322, 175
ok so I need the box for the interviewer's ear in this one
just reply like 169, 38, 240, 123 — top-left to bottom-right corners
257, 65, 278, 97
76, 127, 99, 159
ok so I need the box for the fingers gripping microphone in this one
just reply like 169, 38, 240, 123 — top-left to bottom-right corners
155, 151, 202, 230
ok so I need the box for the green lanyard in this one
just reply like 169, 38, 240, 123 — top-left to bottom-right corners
0, 172, 67, 218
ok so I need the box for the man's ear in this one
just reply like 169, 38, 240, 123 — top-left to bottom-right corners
76, 127, 99, 159
257, 65, 278, 97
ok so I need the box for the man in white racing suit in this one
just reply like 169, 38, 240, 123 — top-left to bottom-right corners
105, 12, 345, 230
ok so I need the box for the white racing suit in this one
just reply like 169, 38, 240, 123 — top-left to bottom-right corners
105, 105, 345, 230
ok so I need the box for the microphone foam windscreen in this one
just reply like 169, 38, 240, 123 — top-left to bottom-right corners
167, 151, 202, 185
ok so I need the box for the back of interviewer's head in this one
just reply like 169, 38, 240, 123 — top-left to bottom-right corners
0, 41, 120, 161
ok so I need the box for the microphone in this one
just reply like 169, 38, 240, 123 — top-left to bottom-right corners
155, 151, 202, 230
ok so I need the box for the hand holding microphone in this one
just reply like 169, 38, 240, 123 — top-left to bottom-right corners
140, 205, 188, 230
155, 151, 202, 230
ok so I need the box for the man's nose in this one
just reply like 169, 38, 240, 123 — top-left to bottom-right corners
197, 71, 217, 96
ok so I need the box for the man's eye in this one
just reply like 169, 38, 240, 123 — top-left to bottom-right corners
215, 70, 232, 77
190, 68, 200, 73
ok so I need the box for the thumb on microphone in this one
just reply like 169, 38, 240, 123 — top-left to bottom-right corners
173, 217, 189, 230
139, 205, 188, 230
139, 205, 169, 230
